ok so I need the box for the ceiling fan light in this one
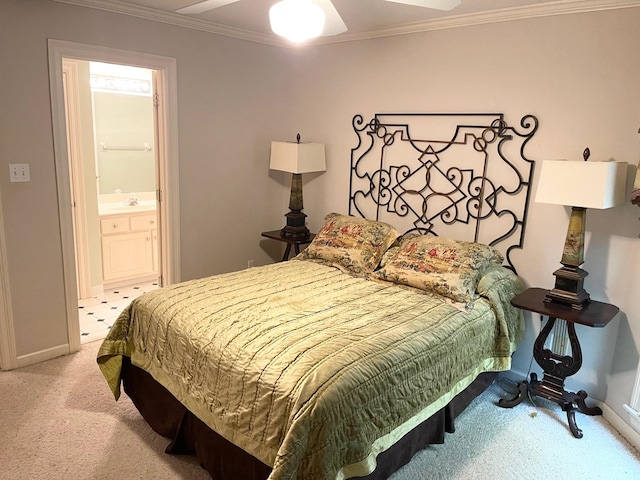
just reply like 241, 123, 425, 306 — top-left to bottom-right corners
269, 0, 326, 42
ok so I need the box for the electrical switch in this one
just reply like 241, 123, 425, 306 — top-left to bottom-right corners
9, 164, 30, 182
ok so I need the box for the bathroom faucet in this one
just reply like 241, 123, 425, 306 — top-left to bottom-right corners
125, 193, 138, 206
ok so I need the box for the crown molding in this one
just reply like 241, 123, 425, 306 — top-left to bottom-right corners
52, 0, 286, 46
316, 0, 640, 44
52, 0, 640, 47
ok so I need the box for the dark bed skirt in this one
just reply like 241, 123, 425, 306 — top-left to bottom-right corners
121, 358, 498, 480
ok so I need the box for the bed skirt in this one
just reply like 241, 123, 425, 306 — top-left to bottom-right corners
121, 357, 497, 480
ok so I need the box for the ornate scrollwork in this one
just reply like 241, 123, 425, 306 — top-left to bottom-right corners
349, 113, 538, 272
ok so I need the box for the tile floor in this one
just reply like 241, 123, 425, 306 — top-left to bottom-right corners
78, 280, 159, 344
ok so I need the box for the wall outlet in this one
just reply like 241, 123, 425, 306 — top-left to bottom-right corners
9, 164, 30, 182
247, 259, 255, 269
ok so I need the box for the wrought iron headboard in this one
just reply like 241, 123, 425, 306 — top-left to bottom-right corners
349, 113, 538, 273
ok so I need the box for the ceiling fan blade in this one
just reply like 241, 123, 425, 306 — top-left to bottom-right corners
175, 0, 241, 15
314, 0, 347, 36
384, 0, 461, 11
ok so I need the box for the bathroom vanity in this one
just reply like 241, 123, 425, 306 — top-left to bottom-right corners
99, 202, 157, 284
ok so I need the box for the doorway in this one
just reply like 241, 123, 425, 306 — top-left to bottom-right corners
48, 40, 181, 354
65, 60, 159, 294
64, 59, 161, 343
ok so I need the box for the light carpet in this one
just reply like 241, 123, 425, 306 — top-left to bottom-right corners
1, 340, 639, 480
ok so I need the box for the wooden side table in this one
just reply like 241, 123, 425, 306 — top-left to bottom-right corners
261, 230, 315, 262
499, 287, 619, 438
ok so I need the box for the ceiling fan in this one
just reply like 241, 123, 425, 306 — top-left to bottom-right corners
175, 0, 462, 39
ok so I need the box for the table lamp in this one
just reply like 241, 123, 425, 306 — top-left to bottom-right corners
534, 149, 627, 309
270, 134, 326, 238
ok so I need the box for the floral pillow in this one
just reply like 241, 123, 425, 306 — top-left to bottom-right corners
297, 213, 400, 275
374, 235, 504, 304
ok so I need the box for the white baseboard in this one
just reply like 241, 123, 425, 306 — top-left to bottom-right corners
104, 274, 157, 290
504, 367, 640, 453
16, 343, 70, 368
85, 274, 158, 299
602, 402, 640, 452
90, 284, 104, 298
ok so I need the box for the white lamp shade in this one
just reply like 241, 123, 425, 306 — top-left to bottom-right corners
269, 0, 325, 42
270, 141, 326, 174
535, 160, 627, 209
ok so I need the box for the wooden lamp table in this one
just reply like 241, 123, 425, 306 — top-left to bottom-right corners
261, 230, 315, 262
499, 287, 619, 438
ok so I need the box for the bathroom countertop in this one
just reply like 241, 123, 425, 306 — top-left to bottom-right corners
98, 202, 156, 216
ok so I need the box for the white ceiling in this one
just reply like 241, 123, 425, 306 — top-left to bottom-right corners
53, 0, 639, 46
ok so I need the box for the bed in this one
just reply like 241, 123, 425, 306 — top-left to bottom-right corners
97, 113, 538, 480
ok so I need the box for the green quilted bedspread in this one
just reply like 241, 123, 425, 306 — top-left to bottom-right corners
97, 260, 524, 480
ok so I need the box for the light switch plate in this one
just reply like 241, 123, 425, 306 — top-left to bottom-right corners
9, 164, 30, 182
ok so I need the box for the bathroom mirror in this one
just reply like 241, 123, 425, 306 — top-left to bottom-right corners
89, 61, 156, 196
93, 91, 156, 195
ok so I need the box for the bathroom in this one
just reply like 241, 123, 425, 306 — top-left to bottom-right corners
67, 60, 160, 342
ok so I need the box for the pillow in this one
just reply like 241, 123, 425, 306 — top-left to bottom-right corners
378, 237, 403, 270
298, 213, 400, 275
374, 235, 504, 304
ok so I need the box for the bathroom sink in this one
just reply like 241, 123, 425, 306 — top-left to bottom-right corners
99, 202, 156, 215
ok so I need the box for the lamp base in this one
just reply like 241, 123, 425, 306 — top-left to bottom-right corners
281, 210, 310, 238
544, 266, 590, 310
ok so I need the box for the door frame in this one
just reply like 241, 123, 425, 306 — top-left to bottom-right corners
62, 59, 92, 300
48, 39, 180, 354
0, 187, 17, 370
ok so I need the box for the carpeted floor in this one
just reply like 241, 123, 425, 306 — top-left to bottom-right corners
1, 340, 639, 480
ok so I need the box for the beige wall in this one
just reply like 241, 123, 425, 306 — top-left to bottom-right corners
281, 9, 640, 422
0, 0, 294, 357
1, 0, 639, 429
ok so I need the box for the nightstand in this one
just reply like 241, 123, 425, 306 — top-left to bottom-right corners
499, 287, 619, 438
261, 230, 315, 262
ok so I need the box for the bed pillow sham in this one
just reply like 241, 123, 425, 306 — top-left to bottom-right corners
374, 234, 504, 304
297, 213, 400, 275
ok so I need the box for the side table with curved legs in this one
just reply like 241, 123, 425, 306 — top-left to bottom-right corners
498, 287, 619, 438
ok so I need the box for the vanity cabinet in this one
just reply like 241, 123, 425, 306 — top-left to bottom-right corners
100, 212, 157, 283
